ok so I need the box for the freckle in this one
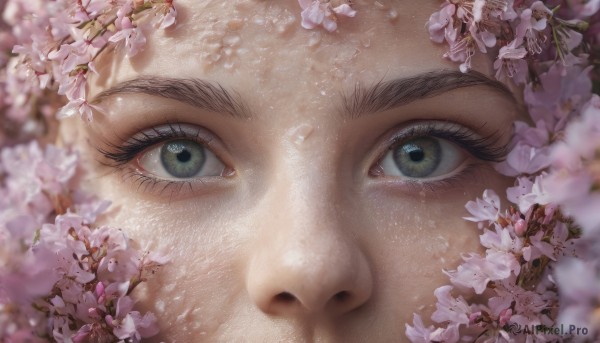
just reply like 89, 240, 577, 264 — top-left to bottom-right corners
226, 18, 244, 31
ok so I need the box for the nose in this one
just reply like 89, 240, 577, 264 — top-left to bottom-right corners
245, 171, 373, 318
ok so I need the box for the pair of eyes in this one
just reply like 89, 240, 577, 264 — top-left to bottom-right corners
132, 124, 477, 183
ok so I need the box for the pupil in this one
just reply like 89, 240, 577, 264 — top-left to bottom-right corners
177, 150, 191, 163
408, 148, 424, 162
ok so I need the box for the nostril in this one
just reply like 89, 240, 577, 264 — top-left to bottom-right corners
275, 292, 296, 303
334, 291, 351, 302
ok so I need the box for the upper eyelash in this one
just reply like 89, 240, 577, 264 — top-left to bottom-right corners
385, 122, 509, 163
96, 122, 210, 168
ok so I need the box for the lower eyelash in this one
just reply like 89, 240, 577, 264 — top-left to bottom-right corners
392, 161, 492, 195
121, 169, 194, 201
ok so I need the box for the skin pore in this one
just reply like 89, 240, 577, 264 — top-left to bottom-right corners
58, 0, 522, 341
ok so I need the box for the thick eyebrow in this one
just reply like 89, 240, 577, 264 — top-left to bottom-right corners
91, 76, 250, 119
342, 70, 516, 119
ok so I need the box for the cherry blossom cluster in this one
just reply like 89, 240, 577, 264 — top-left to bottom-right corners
0, 141, 167, 342
403, 0, 600, 342
0, 0, 176, 341
0, 0, 177, 137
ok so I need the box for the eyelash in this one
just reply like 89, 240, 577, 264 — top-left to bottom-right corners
97, 121, 508, 196
97, 123, 218, 196
385, 122, 507, 163
370, 121, 508, 192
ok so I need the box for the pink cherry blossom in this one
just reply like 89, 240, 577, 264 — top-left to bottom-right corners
158, 5, 177, 29
445, 252, 514, 294
524, 64, 593, 133
109, 17, 147, 58
493, 39, 528, 83
298, 0, 356, 32
427, 3, 458, 44
464, 189, 502, 228
405, 314, 435, 343
431, 285, 471, 325
506, 174, 550, 213
555, 257, 600, 338
495, 142, 552, 177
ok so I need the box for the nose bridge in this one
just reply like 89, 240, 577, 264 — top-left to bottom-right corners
262, 151, 346, 278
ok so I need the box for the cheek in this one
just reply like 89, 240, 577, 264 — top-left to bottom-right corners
361, 193, 480, 317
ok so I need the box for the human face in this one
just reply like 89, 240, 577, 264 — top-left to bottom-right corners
61, 0, 520, 341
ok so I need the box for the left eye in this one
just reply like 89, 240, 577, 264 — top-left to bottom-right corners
377, 136, 468, 179
138, 139, 227, 179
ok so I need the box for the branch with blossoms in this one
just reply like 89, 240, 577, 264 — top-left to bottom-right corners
0, 0, 177, 141
405, 1, 600, 342
0, 141, 168, 342
0, 1, 177, 341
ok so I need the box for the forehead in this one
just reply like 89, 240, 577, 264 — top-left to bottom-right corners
91, 0, 493, 97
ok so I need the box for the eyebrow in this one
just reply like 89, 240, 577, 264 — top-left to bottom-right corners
342, 69, 516, 119
91, 76, 251, 119
91, 70, 514, 120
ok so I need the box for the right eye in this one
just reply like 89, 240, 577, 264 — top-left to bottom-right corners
138, 139, 228, 180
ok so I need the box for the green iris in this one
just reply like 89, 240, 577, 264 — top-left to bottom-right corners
160, 140, 206, 178
392, 137, 442, 178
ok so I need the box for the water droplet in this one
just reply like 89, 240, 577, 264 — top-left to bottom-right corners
274, 11, 297, 34
176, 308, 191, 323
288, 124, 315, 146
334, 68, 346, 79
308, 32, 322, 48
374, 1, 386, 10
223, 34, 241, 47
388, 8, 399, 21
360, 37, 371, 48
426, 235, 450, 258
156, 300, 165, 313
208, 53, 222, 63
253, 15, 266, 26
